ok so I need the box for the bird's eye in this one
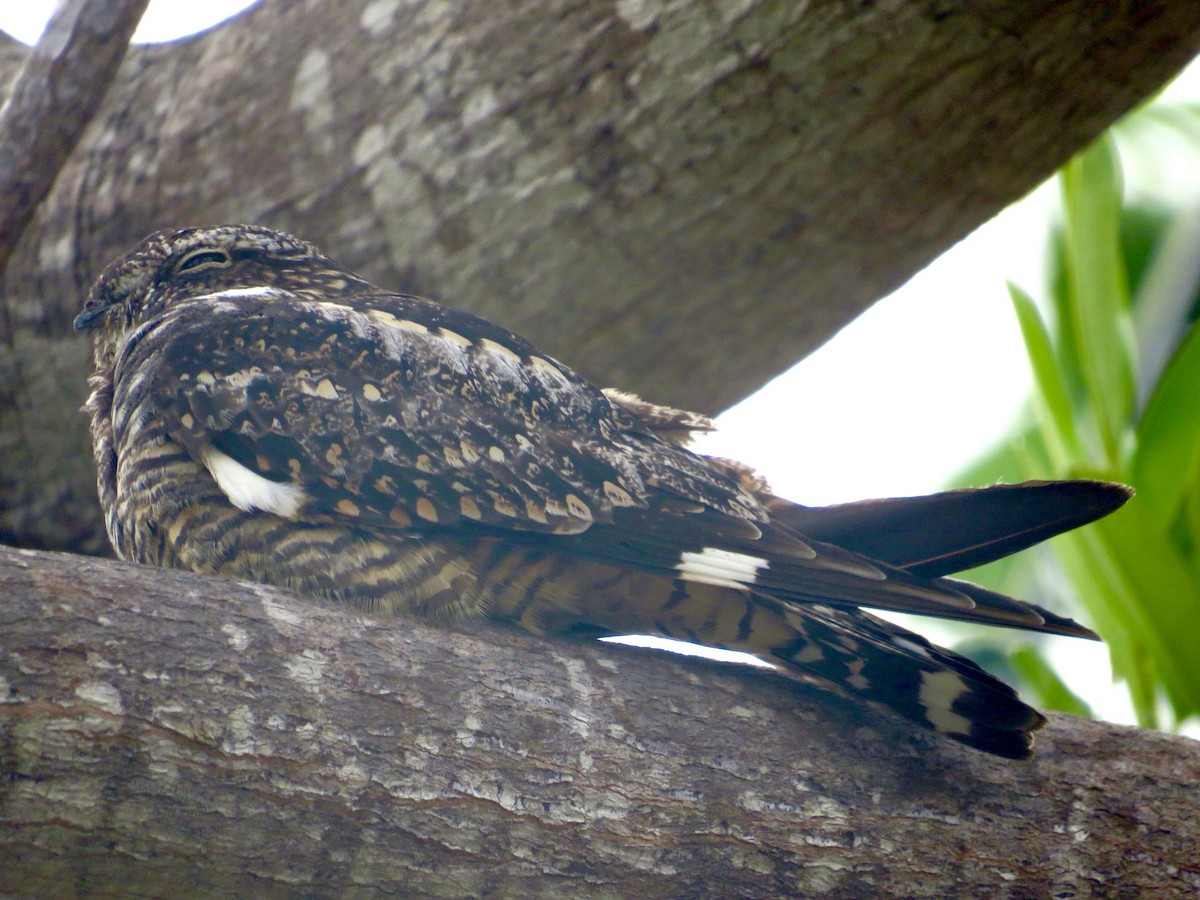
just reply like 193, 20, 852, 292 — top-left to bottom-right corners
175, 248, 232, 274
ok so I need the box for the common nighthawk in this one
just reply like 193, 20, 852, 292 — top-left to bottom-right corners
75, 224, 1130, 758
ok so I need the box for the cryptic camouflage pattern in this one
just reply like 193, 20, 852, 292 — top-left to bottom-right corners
76, 224, 1130, 758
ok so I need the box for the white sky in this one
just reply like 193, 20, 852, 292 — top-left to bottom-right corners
1, 1, 259, 44
694, 192, 1049, 505
5, 2, 1198, 733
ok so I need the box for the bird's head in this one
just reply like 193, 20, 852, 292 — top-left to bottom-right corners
75, 224, 370, 367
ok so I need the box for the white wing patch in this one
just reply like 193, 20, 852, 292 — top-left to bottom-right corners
918, 670, 973, 736
201, 446, 307, 518
194, 286, 288, 302
677, 547, 769, 591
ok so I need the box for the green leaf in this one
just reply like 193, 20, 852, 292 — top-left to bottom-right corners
1008, 646, 1095, 718
1133, 320, 1200, 526
1009, 284, 1084, 470
1059, 137, 1137, 467
1053, 499, 1200, 727
971, 94, 1200, 733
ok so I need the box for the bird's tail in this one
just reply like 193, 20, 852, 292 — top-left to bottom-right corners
474, 539, 1049, 759
642, 578, 1046, 759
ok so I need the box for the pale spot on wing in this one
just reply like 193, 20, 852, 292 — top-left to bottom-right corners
437, 327, 472, 347
918, 670, 973, 736
222, 369, 259, 390
528, 356, 563, 380
300, 378, 338, 399
368, 308, 429, 335
565, 493, 592, 520
602, 480, 636, 507
891, 635, 933, 660
846, 658, 870, 690
479, 337, 522, 363
415, 498, 439, 522
201, 446, 306, 518
194, 286, 287, 302
677, 547, 769, 590
367, 308, 399, 325
785, 641, 824, 664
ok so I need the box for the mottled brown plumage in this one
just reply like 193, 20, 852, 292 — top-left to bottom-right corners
76, 224, 1131, 758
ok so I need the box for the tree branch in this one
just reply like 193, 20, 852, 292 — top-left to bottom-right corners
0, 0, 149, 274
2, 1, 1199, 554
3, 7, 1198, 892
2, 545, 1198, 895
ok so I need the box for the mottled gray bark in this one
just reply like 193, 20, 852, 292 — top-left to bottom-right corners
0, 0, 150, 272
3, 6, 1200, 892
2, 545, 1198, 897
1, 0, 1199, 553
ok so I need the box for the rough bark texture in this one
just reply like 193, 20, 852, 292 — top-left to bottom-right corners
0, 0, 151, 272
2, 0, 1200, 554
2, 544, 1198, 897
3, 5, 1200, 893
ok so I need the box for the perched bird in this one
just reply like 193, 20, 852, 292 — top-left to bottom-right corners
75, 224, 1130, 759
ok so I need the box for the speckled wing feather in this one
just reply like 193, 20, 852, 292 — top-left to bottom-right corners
113, 284, 1091, 634
117, 287, 763, 535
77, 224, 1134, 760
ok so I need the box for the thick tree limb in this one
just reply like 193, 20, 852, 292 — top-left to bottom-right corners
1, 0, 1199, 554
0, 0, 150, 274
0, 0, 149, 554
2, 545, 1198, 896
3, 8, 1198, 893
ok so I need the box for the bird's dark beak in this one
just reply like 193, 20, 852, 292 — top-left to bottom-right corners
73, 302, 107, 332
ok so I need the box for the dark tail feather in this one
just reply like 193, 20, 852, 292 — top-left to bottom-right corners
943, 577, 1099, 640
766, 480, 1131, 577
765, 601, 1046, 759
